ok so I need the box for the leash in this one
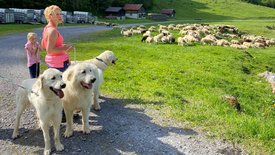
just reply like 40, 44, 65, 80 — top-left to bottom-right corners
0, 75, 39, 96
74, 47, 76, 62
64, 43, 77, 63
35, 42, 40, 78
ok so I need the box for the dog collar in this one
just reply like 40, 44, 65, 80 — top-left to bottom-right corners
96, 57, 107, 66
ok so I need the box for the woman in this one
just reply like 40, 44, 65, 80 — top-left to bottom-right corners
42, 5, 77, 122
42, 5, 73, 72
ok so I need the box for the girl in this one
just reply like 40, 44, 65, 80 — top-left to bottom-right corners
25, 32, 40, 78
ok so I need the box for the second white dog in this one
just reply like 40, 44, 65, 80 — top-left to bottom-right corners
62, 62, 99, 137
84, 50, 118, 110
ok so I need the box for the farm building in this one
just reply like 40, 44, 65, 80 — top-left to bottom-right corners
160, 9, 176, 17
123, 4, 145, 19
0, 8, 15, 23
147, 13, 167, 21
105, 7, 125, 20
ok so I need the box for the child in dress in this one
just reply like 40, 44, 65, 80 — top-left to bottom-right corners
25, 32, 40, 78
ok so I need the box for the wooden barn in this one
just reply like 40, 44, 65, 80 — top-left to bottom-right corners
160, 9, 176, 18
123, 4, 145, 19
105, 7, 125, 20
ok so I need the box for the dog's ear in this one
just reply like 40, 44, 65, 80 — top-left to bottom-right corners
37, 75, 43, 89
66, 69, 74, 81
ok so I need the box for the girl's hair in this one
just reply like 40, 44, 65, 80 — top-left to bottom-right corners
44, 5, 61, 22
27, 32, 37, 41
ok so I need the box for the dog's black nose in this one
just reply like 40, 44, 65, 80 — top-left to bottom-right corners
91, 78, 96, 83
61, 83, 66, 89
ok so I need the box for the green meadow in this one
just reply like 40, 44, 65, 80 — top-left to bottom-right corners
64, 19, 275, 154
2, 0, 275, 154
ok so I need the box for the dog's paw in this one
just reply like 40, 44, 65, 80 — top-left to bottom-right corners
55, 143, 64, 151
64, 130, 73, 138
93, 105, 101, 111
12, 132, 19, 140
44, 149, 51, 155
83, 128, 90, 134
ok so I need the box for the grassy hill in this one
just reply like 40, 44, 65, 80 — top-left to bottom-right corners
68, 22, 275, 154
151, 0, 275, 20
62, 1, 275, 153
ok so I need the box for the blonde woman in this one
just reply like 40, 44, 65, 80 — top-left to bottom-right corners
41, 5, 73, 72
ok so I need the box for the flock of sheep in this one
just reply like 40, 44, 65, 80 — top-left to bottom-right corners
120, 23, 275, 49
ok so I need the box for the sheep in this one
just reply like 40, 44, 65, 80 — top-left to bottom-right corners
231, 39, 239, 44
153, 33, 163, 43
121, 29, 132, 37
177, 37, 185, 46
216, 39, 230, 46
145, 36, 154, 43
161, 36, 168, 43
143, 31, 151, 37
266, 39, 275, 46
167, 34, 175, 43
201, 35, 217, 45
183, 35, 198, 45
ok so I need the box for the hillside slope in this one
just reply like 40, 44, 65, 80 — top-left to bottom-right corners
151, 0, 275, 20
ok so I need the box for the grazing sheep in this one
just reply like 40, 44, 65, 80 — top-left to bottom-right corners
161, 36, 168, 43
121, 29, 132, 37
143, 31, 151, 37
141, 35, 148, 42
145, 36, 154, 43
201, 35, 217, 45
216, 39, 230, 46
179, 29, 187, 36
153, 33, 163, 43
167, 34, 175, 43
183, 35, 198, 45
230, 44, 248, 49
177, 37, 185, 46
231, 40, 239, 44
266, 39, 275, 46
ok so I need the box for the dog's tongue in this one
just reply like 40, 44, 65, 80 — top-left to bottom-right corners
81, 81, 92, 89
56, 90, 64, 98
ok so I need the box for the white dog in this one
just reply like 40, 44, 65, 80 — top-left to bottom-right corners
62, 62, 99, 137
12, 68, 66, 155
84, 50, 118, 110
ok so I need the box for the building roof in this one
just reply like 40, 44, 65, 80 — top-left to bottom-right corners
160, 9, 176, 15
105, 7, 123, 12
123, 4, 143, 11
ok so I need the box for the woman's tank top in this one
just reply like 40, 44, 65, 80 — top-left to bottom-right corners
42, 25, 69, 68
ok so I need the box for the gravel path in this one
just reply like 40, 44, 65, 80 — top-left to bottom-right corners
0, 25, 246, 155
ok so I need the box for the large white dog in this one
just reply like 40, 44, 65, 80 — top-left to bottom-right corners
62, 62, 99, 137
84, 50, 118, 110
12, 68, 66, 155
